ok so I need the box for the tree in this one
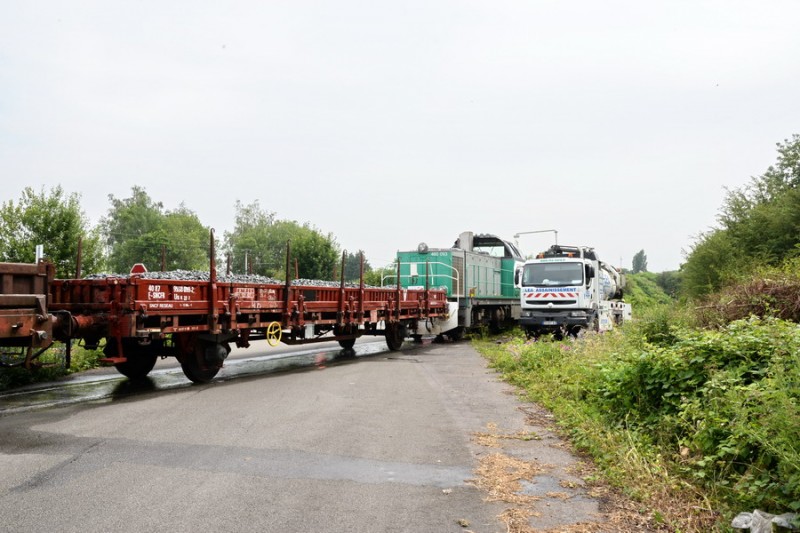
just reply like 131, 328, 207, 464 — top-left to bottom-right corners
162, 206, 212, 270
223, 200, 339, 280
632, 249, 648, 274
364, 264, 394, 287
101, 187, 209, 273
343, 250, 372, 282
223, 200, 282, 276
0, 186, 104, 278
717, 134, 800, 262
655, 270, 682, 299
680, 229, 760, 298
291, 224, 339, 280
720, 134, 800, 225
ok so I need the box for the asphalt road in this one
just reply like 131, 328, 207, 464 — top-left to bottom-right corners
0, 341, 607, 533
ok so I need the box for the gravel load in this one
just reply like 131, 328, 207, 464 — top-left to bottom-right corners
83, 270, 383, 289
291, 278, 382, 289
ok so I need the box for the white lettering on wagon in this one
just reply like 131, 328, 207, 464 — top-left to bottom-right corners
233, 287, 256, 300
173, 285, 196, 301
148, 285, 166, 299
148, 303, 174, 309
174, 286, 196, 293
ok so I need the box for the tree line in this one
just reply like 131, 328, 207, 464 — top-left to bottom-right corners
682, 134, 800, 297
626, 134, 799, 300
0, 185, 381, 283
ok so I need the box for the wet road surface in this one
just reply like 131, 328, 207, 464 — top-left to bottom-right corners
0, 339, 390, 415
0, 341, 609, 532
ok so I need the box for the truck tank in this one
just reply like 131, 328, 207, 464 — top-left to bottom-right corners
599, 262, 625, 300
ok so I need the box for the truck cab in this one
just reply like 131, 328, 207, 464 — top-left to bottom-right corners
516, 245, 630, 338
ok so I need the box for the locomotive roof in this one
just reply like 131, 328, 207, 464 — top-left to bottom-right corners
459, 233, 523, 259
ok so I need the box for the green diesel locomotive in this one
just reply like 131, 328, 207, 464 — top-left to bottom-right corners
394, 231, 523, 339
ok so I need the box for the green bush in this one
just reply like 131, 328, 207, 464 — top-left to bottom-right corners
624, 304, 694, 346
673, 318, 800, 511
597, 316, 800, 511
478, 313, 800, 529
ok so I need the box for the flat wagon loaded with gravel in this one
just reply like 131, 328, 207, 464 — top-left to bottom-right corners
0, 232, 456, 383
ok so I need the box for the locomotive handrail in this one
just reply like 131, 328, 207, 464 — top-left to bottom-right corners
382, 261, 461, 308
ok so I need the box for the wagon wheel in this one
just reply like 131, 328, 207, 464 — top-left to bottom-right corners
338, 338, 356, 350
384, 323, 407, 351
266, 322, 282, 347
115, 354, 158, 380
106, 338, 158, 380
334, 324, 356, 350
180, 341, 225, 384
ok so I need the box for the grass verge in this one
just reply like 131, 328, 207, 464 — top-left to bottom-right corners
0, 342, 103, 391
474, 321, 732, 532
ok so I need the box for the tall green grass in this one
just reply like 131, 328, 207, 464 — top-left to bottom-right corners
476, 308, 800, 530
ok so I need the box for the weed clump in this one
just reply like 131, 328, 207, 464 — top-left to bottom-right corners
697, 260, 800, 327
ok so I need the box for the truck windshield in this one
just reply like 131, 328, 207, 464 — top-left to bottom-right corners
522, 263, 583, 287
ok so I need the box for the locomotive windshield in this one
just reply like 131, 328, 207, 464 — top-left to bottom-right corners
522, 262, 583, 287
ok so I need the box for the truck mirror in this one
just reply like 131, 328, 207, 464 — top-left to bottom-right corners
585, 265, 595, 280
514, 268, 521, 287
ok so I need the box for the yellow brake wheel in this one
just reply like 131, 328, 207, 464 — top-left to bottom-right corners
266, 322, 282, 347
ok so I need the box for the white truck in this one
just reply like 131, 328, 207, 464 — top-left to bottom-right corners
515, 245, 632, 338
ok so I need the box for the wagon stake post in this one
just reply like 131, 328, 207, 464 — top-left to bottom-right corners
337, 250, 347, 326
283, 240, 292, 328
207, 228, 220, 334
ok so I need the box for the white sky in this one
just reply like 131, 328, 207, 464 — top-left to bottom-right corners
1, 1, 799, 272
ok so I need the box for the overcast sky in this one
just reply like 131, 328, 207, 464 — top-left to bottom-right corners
1, 1, 799, 272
